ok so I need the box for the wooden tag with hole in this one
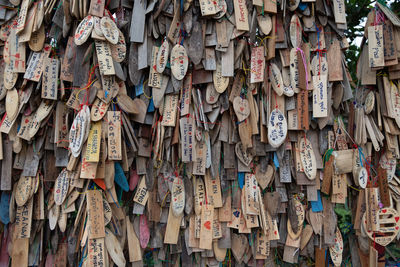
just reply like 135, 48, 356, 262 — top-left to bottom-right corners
267, 108, 287, 148
297, 89, 309, 130
204, 171, 222, 208
54, 169, 70, 205
199, 205, 214, 250
156, 39, 169, 73
312, 75, 328, 118
149, 46, 161, 88
170, 44, 188, 81
233, 0, 249, 31
88, 238, 106, 266
74, 15, 94, 45
199, 0, 217, 15
42, 57, 59, 100
327, 40, 343, 81
368, 25, 384, 68
15, 197, 33, 238
86, 121, 101, 162
213, 62, 229, 93
87, 190, 105, 239
299, 137, 317, 180
100, 16, 119, 44
161, 94, 179, 126
95, 40, 115, 75
250, 46, 264, 83
107, 111, 122, 160
133, 176, 149, 206
365, 187, 380, 232
89, 0, 105, 17
363, 207, 400, 246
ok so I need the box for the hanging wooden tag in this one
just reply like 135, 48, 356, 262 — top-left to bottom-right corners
311, 55, 328, 76
69, 105, 90, 157
180, 73, 192, 116
321, 154, 334, 194
89, 0, 105, 17
171, 176, 185, 216
161, 94, 179, 126
18, 3, 36, 43
297, 89, 309, 130
42, 57, 59, 100
299, 137, 317, 180
15, 197, 33, 238
180, 116, 195, 162
383, 20, 397, 62
290, 48, 300, 93
87, 190, 105, 239
74, 15, 94, 45
194, 177, 205, 216
193, 139, 206, 175
107, 111, 122, 160
233, 96, 250, 122
15, 176, 32, 207
126, 216, 142, 262
332, 0, 346, 24
204, 171, 223, 208
110, 29, 126, 63
289, 14, 302, 48
164, 204, 184, 244
256, 229, 270, 257
16, 0, 29, 34
54, 169, 70, 206
105, 228, 126, 266
257, 15, 272, 35
5, 89, 19, 121
170, 44, 188, 81
199, 205, 214, 250
255, 164, 274, 190
91, 97, 109, 121
250, 46, 264, 83
329, 228, 343, 266
363, 207, 400, 246
233, 0, 249, 31
369, 246, 378, 267
133, 176, 149, 206
213, 62, 229, 93
365, 187, 380, 232
205, 83, 220, 104
100, 16, 119, 44
312, 75, 328, 118
327, 40, 343, 81
95, 40, 115, 75
199, 0, 217, 15
377, 166, 391, 207
244, 174, 259, 215
60, 38, 75, 82
88, 238, 106, 266
86, 121, 101, 162
156, 39, 169, 73
11, 238, 29, 267
368, 25, 384, 68
270, 63, 284, 96
267, 108, 287, 148
235, 141, 254, 166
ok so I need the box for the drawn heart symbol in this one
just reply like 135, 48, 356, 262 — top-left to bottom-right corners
25, 119, 29, 123
382, 209, 387, 213
395, 217, 399, 223
233, 96, 250, 122
204, 221, 211, 230
233, 211, 240, 218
